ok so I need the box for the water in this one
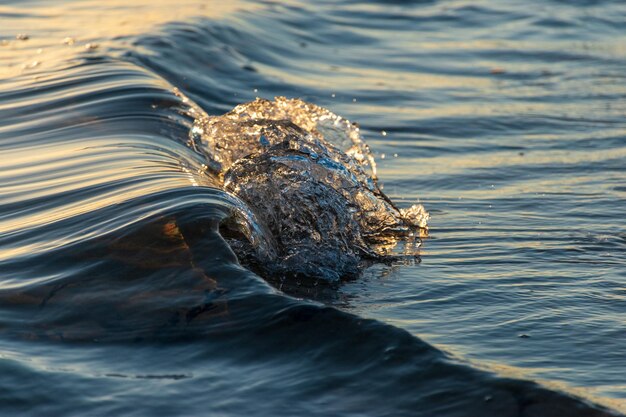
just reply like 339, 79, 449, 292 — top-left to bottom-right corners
0, 0, 625, 415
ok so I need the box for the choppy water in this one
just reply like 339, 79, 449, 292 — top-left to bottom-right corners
1, 0, 625, 416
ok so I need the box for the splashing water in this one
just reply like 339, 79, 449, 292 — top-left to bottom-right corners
191, 97, 429, 281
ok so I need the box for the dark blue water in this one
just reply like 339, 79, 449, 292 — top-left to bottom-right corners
0, 0, 624, 415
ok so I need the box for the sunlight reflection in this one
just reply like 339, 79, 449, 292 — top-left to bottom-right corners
0, 0, 253, 78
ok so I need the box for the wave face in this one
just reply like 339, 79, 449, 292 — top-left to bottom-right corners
0, 0, 625, 416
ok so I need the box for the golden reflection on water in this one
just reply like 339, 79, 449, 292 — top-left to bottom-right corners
0, 0, 239, 264
478, 359, 626, 414
0, 0, 253, 79
0, 132, 215, 261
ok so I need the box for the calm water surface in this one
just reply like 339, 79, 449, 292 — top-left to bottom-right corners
0, 0, 625, 416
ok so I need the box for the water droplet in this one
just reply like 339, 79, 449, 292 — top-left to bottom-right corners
352, 98, 357, 102
85, 43, 98, 50
381, 153, 386, 159
381, 130, 387, 136
331, 93, 336, 98
518, 334, 530, 339
63, 37, 75, 45
16, 34, 29, 41
22, 60, 40, 70
253, 88, 258, 93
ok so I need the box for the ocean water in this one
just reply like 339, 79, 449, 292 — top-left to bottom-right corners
0, 0, 625, 416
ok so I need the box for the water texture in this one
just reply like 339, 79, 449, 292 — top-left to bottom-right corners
0, 0, 624, 416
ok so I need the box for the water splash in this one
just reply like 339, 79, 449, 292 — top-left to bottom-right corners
192, 97, 429, 281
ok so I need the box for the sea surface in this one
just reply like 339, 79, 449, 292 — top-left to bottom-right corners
0, 0, 625, 416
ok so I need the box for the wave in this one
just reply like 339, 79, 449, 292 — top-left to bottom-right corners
0, 1, 623, 416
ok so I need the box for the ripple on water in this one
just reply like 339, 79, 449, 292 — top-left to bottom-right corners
0, 0, 625, 415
